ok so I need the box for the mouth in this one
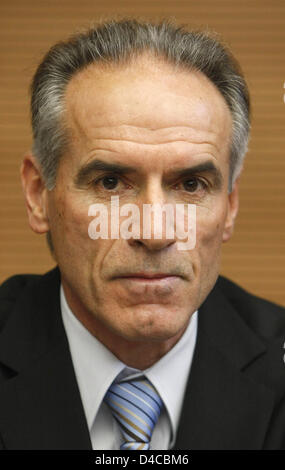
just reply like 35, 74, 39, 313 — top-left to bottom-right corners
113, 273, 182, 285
117, 272, 179, 279
111, 272, 184, 297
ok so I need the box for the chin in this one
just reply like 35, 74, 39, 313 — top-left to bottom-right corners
121, 307, 191, 342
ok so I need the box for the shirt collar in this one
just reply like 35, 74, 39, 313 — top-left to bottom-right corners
60, 285, 125, 429
60, 284, 198, 446
144, 311, 197, 446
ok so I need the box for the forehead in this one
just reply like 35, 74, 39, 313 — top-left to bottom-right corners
63, 56, 232, 163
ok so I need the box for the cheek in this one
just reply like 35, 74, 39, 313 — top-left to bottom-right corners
50, 194, 118, 278
48, 192, 95, 260
189, 203, 228, 303
196, 203, 227, 257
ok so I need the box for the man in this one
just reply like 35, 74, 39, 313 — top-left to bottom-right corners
0, 19, 285, 450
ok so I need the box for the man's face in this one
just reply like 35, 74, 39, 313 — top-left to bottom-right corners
44, 56, 236, 344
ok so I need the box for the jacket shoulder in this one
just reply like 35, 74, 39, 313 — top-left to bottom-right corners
0, 273, 44, 331
217, 275, 285, 339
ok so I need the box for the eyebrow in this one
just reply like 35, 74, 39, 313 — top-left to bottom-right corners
75, 158, 223, 189
75, 159, 137, 186
169, 161, 223, 189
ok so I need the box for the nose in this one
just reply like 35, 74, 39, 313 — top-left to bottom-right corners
127, 179, 176, 251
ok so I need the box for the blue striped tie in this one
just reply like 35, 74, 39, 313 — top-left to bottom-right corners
104, 376, 163, 450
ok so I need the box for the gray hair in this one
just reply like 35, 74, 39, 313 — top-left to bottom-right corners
31, 18, 250, 193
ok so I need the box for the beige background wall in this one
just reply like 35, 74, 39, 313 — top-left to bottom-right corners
0, 0, 284, 306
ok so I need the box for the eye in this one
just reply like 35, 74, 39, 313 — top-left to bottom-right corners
179, 177, 207, 193
101, 175, 119, 190
183, 178, 199, 192
92, 173, 132, 193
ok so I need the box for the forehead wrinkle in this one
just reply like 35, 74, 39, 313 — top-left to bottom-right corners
90, 137, 219, 148
68, 115, 223, 141
66, 114, 229, 175
65, 118, 230, 170
85, 138, 223, 162
75, 123, 224, 158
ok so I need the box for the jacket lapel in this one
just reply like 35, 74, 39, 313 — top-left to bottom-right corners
0, 267, 92, 449
174, 279, 276, 450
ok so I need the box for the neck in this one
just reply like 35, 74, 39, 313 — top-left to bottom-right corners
84, 321, 188, 370
62, 283, 189, 370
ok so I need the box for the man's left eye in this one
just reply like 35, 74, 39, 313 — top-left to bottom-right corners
181, 178, 206, 192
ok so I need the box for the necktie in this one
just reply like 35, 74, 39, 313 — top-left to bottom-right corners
104, 376, 163, 450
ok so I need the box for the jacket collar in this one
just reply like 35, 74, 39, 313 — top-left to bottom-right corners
174, 280, 275, 449
0, 266, 92, 449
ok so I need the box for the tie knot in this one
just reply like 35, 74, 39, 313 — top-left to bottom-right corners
104, 376, 163, 450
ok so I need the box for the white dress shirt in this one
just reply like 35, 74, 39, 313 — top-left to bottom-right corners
60, 284, 198, 450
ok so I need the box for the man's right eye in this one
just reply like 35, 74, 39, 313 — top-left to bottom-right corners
92, 174, 132, 193
101, 175, 119, 190
91, 174, 121, 191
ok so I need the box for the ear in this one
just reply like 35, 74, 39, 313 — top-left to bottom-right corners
20, 153, 50, 234
222, 176, 240, 243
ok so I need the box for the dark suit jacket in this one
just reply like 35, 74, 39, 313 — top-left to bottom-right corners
0, 266, 285, 450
